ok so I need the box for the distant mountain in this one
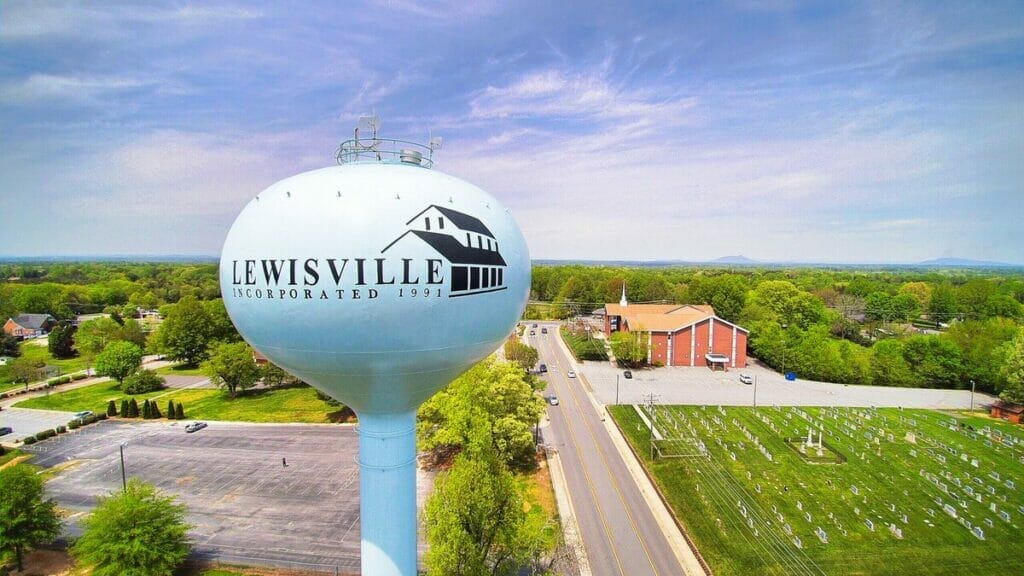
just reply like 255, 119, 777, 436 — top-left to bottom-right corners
918, 257, 1021, 268
710, 255, 759, 265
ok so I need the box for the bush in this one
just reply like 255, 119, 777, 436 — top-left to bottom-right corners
123, 369, 166, 395
174, 402, 184, 420
47, 378, 60, 386
57, 376, 71, 384
120, 399, 130, 417
69, 420, 80, 430
97, 413, 107, 421
72, 373, 88, 380
23, 436, 37, 445
151, 402, 162, 419
167, 400, 176, 420
56, 425, 67, 434
128, 398, 140, 418
107, 400, 118, 417
35, 429, 56, 441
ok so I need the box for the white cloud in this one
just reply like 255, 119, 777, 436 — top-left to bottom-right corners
0, 73, 149, 104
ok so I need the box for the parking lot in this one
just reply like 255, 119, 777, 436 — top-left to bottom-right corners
577, 359, 996, 409
0, 407, 78, 442
21, 420, 432, 573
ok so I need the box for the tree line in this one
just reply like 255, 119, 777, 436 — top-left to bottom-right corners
530, 265, 1024, 398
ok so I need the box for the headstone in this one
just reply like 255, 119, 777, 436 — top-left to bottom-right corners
971, 459, 979, 468
889, 524, 903, 539
909, 449, 917, 457
902, 513, 908, 524
865, 518, 874, 531
854, 507, 860, 516
816, 527, 828, 543
943, 504, 957, 518
805, 511, 812, 523
851, 485, 859, 495
985, 518, 994, 528
1000, 510, 1011, 522
972, 526, 985, 540
784, 523, 792, 535
797, 501, 803, 511
1006, 479, 1015, 490
793, 536, 802, 549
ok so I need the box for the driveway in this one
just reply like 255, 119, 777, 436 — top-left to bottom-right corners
580, 359, 996, 409
19, 420, 433, 574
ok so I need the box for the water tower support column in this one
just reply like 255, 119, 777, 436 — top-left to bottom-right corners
358, 410, 418, 576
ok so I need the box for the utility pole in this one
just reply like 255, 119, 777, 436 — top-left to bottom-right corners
970, 379, 976, 411
119, 442, 127, 491
643, 393, 659, 460
615, 374, 620, 406
753, 374, 758, 409
781, 323, 788, 377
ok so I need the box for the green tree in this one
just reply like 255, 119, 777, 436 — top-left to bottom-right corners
609, 330, 648, 367
8, 356, 45, 384
203, 341, 260, 397
424, 447, 549, 576
203, 298, 241, 344
128, 398, 140, 418
747, 280, 824, 329
174, 402, 185, 420
47, 322, 75, 359
0, 333, 20, 357
122, 369, 165, 395
153, 296, 213, 365
419, 359, 545, 471
869, 339, 918, 387
120, 399, 129, 418
167, 400, 175, 420
75, 317, 122, 369
928, 284, 959, 323
107, 400, 118, 417
95, 341, 143, 386
260, 361, 293, 388
999, 329, 1024, 404
689, 274, 748, 322
72, 479, 190, 576
902, 336, 963, 388
504, 338, 539, 372
0, 464, 62, 571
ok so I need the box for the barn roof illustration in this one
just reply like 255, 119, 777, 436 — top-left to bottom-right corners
405, 205, 494, 237
383, 230, 507, 266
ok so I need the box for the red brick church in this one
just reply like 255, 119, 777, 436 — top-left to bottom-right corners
602, 287, 748, 369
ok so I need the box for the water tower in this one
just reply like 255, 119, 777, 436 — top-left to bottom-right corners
219, 117, 530, 575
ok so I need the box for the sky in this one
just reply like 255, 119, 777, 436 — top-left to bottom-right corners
1, 1, 1022, 264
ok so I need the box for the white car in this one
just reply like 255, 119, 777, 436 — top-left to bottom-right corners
739, 374, 754, 385
567, 370, 576, 378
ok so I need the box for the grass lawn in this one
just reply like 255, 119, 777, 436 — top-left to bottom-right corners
610, 405, 1024, 576
0, 449, 28, 467
0, 341, 90, 391
154, 363, 206, 376
13, 380, 347, 424
559, 327, 608, 361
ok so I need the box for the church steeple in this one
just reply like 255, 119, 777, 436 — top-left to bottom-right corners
620, 283, 628, 307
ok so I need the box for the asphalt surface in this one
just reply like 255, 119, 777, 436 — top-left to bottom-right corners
530, 323, 686, 576
21, 420, 432, 574
582, 358, 997, 409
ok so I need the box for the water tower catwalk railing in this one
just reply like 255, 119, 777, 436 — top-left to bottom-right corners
336, 116, 442, 168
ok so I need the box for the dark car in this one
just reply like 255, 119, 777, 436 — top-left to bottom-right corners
0, 426, 12, 436
539, 364, 548, 373
185, 422, 208, 433
623, 370, 632, 379
541, 328, 548, 334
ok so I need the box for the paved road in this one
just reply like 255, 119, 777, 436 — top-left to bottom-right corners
529, 323, 689, 576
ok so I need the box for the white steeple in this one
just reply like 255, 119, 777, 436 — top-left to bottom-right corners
620, 283, 628, 307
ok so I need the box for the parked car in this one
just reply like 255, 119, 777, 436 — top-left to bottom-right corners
0, 426, 12, 436
185, 422, 208, 433
530, 330, 536, 335
623, 370, 632, 379
73, 410, 94, 421
739, 373, 754, 385
567, 370, 576, 378
532, 323, 538, 328
539, 364, 547, 373
541, 327, 548, 334
548, 395, 559, 406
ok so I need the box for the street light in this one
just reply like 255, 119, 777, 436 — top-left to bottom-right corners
119, 442, 127, 491
615, 374, 620, 406
970, 379, 976, 411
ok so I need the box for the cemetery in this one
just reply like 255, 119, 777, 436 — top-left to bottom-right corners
610, 405, 1024, 576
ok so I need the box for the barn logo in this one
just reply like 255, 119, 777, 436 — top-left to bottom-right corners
382, 205, 507, 298
227, 205, 506, 301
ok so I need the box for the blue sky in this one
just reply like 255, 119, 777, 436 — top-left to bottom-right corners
1, 1, 1022, 263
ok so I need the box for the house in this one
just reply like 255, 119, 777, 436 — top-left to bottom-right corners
72, 313, 109, 327
3, 313, 57, 339
990, 400, 1024, 424
383, 205, 507, 297
602, 287, 748, 369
